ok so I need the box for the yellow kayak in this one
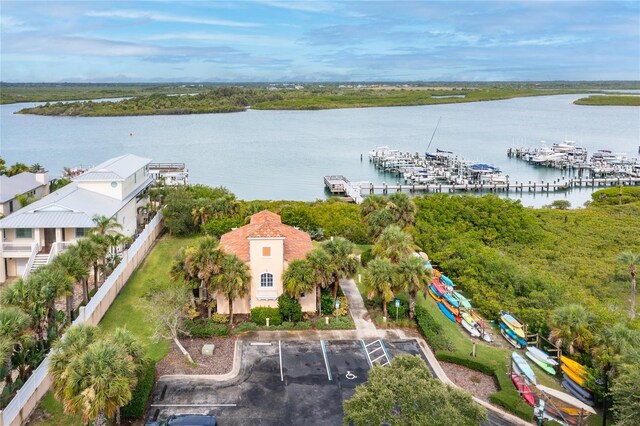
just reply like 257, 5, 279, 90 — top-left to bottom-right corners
561, 356, 587, 377
561, 364, 586, 387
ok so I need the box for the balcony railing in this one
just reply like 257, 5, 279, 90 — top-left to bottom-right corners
2, 242, 36, 256
22, 242, 41, 280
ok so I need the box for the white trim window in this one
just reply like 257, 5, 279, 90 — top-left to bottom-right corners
260, 272, 274, 288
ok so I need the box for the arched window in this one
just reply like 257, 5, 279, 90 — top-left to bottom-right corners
260, 273, 274, 288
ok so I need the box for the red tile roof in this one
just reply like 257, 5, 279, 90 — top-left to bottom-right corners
220, 210, 313, 262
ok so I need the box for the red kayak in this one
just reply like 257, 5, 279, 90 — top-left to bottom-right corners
511, 374, 535, 406
431, 277, 447, 296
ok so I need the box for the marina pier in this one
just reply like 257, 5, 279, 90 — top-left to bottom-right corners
324, 175, 640, 204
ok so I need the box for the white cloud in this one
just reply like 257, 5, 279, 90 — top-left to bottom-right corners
0, 16, 36, 33
85, 9, 261, 28
252, 1, 335, 13
145, 32, 293, 46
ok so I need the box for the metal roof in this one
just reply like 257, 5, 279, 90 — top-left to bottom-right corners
0, 174, 153, 229
73, 154, 151, 182
0, 172, 46, 202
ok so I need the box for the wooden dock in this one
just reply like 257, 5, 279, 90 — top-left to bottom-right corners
324, 175, 640, 204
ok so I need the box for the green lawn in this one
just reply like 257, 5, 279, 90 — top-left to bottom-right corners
34, 234, 197, 425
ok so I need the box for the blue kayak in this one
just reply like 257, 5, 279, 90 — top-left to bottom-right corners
512, 352, 537, 385
438, 302, 457, 322
500, 321, 527, 347
440, 275, 454, 286
562, 380, 595, 406
429, 284, 442, 297
443, 292, 460, 308
562, 373, 593, 400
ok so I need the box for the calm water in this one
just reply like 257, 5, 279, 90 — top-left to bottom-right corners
1, 94, 639, 208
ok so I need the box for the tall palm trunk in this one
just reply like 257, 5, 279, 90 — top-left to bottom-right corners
82, 278, 89, 304
630, 266, 636, 319
316, 284, 322, 314
93, 263, 99, 291
228, 297, 234, 325
66, 295, 74, 323
94, 409, 107, 426
409, 290, 416, 319
332, 275, 340, 299
382, 295, 388, 318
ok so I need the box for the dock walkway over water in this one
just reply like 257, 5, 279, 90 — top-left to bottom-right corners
324, 175, 640, 203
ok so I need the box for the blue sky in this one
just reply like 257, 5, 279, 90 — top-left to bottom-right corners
1, 1, 639, 82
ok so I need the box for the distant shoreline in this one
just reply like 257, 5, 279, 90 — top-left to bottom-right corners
573, 95, 640, 106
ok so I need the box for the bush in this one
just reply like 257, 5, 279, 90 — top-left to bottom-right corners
210, 313, 229, 324
202, 216, 243, 237
414, 305, 454, 351
315, 316, 355, 330
386, 299, 409, 320
183, 319, 230, 337
272, 321, 312, 330
278, 294, 302, 323
360, 248, 374, 267
250, 307, 282, 326
490, 390, 534, 420
121, 360, 156, 419
336, 296, 349, 317
321, 291, 335, 315
234, 322, 259, 333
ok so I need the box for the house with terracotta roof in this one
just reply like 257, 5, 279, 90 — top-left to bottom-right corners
217, 210, 315, 314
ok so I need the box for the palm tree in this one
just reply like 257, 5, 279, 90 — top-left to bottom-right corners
30, 266, 73, 334
362, 258, 396, 318
191, 199, 212, 227
365, 208, 395, 239
359, 194, 387, 220
618, 252, 639, 319
283, 259, 316, 299
373, 224, 414, 264
91, 214, 123, 236
87, 234, 108, 289
387, 192, 417, 228
215, 254, 251, 324
0, 307, 32, 385
324, 237, 359, 300
306, 247, 333, 313
52, 251, 88, 323
15, 193, 37, 208
73, 239, 95, 304
396, 255, 430, 319
548, 304, 594, 355
183, 236, 224, 317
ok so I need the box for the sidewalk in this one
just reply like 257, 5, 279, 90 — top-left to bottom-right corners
339, 278, 379, 337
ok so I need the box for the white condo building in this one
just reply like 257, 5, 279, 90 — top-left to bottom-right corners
0, 154, 153, 283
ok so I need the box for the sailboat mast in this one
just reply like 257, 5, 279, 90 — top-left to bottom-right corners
426, 116, 442, 153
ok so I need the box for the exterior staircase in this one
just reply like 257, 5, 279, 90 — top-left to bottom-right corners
30, 253, 50, 274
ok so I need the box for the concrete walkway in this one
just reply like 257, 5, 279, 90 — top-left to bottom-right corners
339, 278, 379, 337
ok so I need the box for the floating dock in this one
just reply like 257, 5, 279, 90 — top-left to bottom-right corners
148, 162, 189, 185
324, 175, 640, 204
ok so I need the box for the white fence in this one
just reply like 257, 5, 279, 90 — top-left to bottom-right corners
0, 212, 164, 426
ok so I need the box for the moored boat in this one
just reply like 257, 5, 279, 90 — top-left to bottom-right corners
512, 351, 537, 384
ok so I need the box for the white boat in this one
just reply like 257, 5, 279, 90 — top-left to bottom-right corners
551, 140, 578, 153
531, 147, 567, 163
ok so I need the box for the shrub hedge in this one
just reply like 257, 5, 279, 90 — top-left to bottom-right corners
315, 316, 355, 330
121, 360, 156, 419
414, 305, 454, 351
250, 307, 282, 326
183, 319, 230, 337
278, 294, 302, 322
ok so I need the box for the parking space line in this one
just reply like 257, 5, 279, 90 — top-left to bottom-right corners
320, 340, 333, 381
360, 340, 373, 368
150, 404, 237, 407
279, 340, 284, 381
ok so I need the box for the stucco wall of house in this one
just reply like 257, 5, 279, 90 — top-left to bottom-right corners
77, 180, 122, 199
116, 199, 139, 237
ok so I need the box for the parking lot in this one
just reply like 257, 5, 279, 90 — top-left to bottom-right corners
146, 339, 427, 425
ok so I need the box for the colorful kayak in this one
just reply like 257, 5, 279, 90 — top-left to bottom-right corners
561, 364, 588, 388
461, 312, 477, 328
431, 277, 446, 296
470, 311, 493, 342
454, 291, 472, 310
428, 286, 442, 302
562, 373, 593, 401
512, 351, 537, 384
511, 373, 535, 406
500, 310, 525, 339
561, 356, 587, 377
525, 350, 556, 375
441, 299, 460, 320
537, 384, 597, 415
526, 346, 559, 366
461, 318, 480, 337
499, 321, 527, 346
562, 380, 595, 407
500, 328, 522, 349
438, 302, 457, 323
440, 274, 454, 286
443, 292, 460, 308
